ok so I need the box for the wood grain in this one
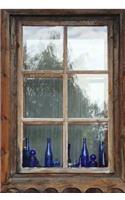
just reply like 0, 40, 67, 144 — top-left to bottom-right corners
19, 167, 111, 174
63, 26, 68, 168
120, 11, 125, 182
6, 9, 125, 16
17, 21, 24, 172
0, 9, 1, 190
23, 70, 63, 78
22, 118, 63, 125
107, 20, 114, 173
2, 177, 125, 193
1, 10, 10, 186
9, 15, 18, 177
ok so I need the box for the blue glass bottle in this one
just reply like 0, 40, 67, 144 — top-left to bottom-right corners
44, 138, 53, 167
53, 159, 60, 167
23, 137, 30, 167
81, 138, 89, 167
89, 154, 98, 167
98, 141, 107, 167
68, 143, 72, 167
29, 149, 40, 167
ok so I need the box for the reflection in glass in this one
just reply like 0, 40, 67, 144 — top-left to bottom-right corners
68, 26, 108, 70
23, 26, 63, 70
68, 124, 108, 167
68, 74, 108, 118
24, 78, 63, 118
24, 125, 63, 167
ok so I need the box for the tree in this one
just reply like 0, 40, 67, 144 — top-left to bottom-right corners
23, 43, 107, 166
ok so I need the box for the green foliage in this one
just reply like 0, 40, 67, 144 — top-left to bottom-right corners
23, 43, 63, 70
23, 43, 107, 164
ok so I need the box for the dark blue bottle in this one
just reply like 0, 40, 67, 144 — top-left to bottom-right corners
23, 137, 30, 167
98, 141, 107, 167
89, 154, 98, 167
81, 138, 89, 167
45, 138, 53, 167
68, 143, 72, 167
29, 149, 40, 167
53, 159, 60, 167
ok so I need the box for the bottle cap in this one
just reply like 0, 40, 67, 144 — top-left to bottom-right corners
30, 149, 36, 156
47, 137, 51, 142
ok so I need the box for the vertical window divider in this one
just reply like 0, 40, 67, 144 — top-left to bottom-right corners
63, 26, 68, 168
17, 23, 24, 171
108, 22, 114, 172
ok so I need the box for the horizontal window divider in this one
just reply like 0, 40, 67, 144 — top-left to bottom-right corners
22, 69, 108, 76
22, 118, 108, 125
68, 118, 109, 124
22, 118, 64, 125
67, 70, 108, 75
19, 167, 111, 174
22, 70, 64, 78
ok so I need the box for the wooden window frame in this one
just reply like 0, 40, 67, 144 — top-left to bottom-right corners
1, 9, 125, 193
18, 18, 113, 174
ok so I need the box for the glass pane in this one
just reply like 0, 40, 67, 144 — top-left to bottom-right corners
23, 125, 63, 167
68, 74, 108, 118
68, 124, 108, 168
23, 26, 63, 70
68, 26, 108, 70
24, 78, 63, 118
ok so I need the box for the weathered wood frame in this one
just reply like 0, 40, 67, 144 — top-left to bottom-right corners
1, 9, 125, 193
18, 17, 113, 174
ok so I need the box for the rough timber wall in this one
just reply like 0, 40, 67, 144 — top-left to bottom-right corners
122, 11, 125, 182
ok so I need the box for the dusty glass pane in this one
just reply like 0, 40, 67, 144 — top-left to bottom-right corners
68, 74, 108, 118
68, 26, 108, 70
23, 26, 63, 70
68, 124, 108, 167
23, 125, 63, 167
24, 78, 63, 118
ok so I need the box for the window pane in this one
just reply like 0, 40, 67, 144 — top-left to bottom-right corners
24, 78, 63, 118
68, 26, 107, 70
23, 125, 63, 167
68, 124, 108, 167
68, 74, 108, 118
23, 26, 63, 70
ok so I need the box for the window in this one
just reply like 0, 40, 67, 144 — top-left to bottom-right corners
17, 18, 114, 173
2, 9, 125, 193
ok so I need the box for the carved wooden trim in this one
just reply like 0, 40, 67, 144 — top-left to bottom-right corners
2, 178, 125, 193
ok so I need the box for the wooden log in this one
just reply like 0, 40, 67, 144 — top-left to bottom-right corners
1, 10, 10, 186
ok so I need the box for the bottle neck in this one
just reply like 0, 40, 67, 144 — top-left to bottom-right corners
47, 138, 51, 144
99, 141, 105, 151
25, 138, 30, 150
81, 138, 89, 156
68, 144, 71, 156
83, 138, 87, 147
68, 144, 71, 161
47, 138, 52, 150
